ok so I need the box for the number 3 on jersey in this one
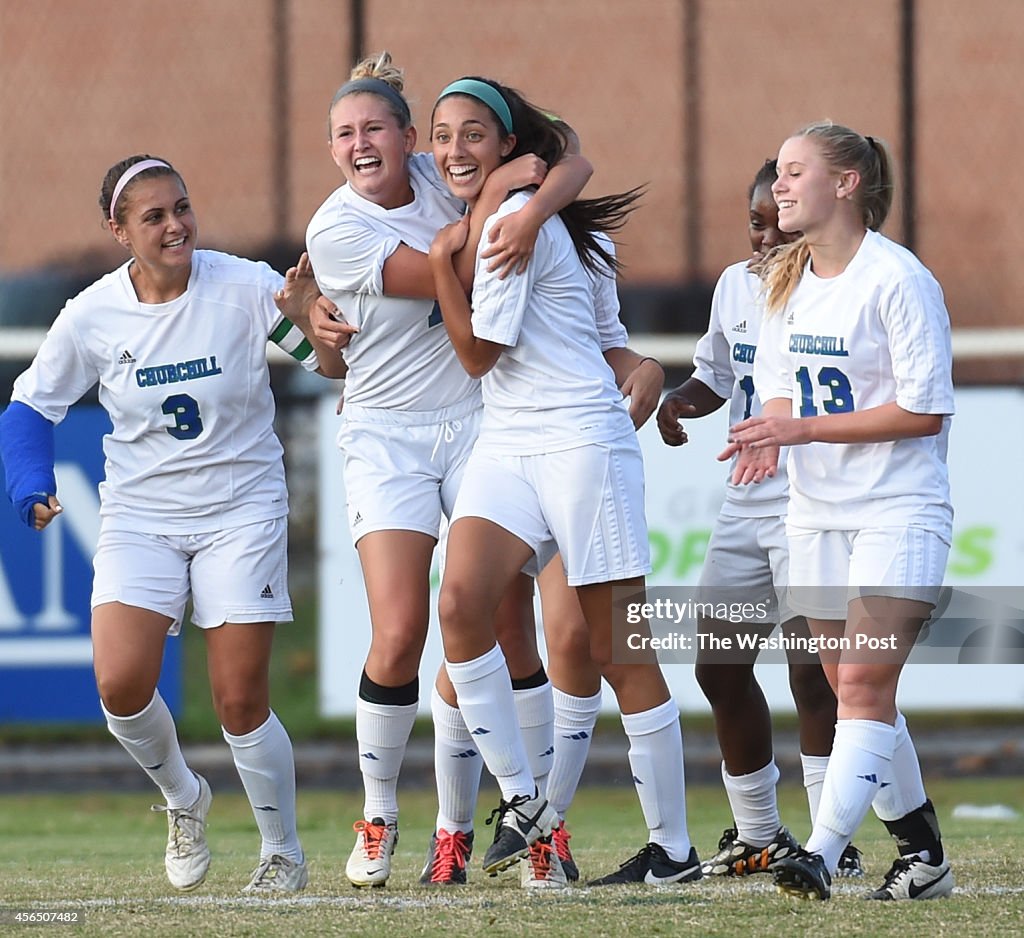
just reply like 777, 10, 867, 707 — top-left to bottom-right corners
162, 393, 204, 440
795, 366, 854, 417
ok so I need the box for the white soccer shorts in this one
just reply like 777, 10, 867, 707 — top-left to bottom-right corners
451, 434, 651, 587
91, 517, 293, 633
336, 397, 481, 545
786, 524, 949, 620
698, 512, 793, 625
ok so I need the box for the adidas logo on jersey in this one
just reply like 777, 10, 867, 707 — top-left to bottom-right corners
732, 319, 747, 333
260, 584, 275, 599
786, 311, 796, 325
353, 511, 364, 525
118, 350, 137, 364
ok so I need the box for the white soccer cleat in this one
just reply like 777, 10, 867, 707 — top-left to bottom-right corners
243, 854, 309, 893
152, 773, 213, 891
345, 817, 398, 888
865, 854, 953, 900
521, 834, 569, 889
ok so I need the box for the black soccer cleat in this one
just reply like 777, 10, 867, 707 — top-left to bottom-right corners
701, 825, 799, 876
587, 842, 702, 887
420, 828, 474, 886
773, 848, 832, 900
481, 790, 558, 875
836, 842, 865, 877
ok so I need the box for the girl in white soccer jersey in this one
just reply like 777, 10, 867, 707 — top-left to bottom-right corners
303, 52, 595, 888
0, 156, 343, 893
657, 159, 864, 879
518, 236, 665, 889
723, 121, 955, 902
429, 77, 699, 887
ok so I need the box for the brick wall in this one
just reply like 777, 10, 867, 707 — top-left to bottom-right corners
2, 0, 1020, 331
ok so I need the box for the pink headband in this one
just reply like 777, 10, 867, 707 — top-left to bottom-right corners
109, 159, 172, 221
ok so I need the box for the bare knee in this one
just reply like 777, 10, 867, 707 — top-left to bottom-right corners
836, 667, 896, 719
366, 627, 427, 683
789, 662, 837, 713
438, 578, 478, 632
95, 670, 157, 717
695, 660, 756, 708
212, 689, 269, 736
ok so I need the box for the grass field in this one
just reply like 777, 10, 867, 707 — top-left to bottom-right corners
2, 777, 1021, 937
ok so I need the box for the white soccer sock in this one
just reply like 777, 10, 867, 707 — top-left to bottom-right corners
621, 699, 692, 861
871, 711, 927, 822
800, 752, 830, 828
722, 759, 781, 847
513, 680, 554, 798
547, 687, 602, 818
102, 691, 198, 808
807, 719, 896, 873
444, 645, 535, 800
355, 697, 419, 825
431, 685, 482, 834
223, 711, 302, 862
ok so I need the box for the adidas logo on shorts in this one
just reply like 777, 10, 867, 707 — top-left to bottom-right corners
260, 584, 274, 599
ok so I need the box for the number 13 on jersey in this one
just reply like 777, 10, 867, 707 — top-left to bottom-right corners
795, 366, 855, 417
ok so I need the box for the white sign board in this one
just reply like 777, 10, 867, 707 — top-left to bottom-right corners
318, 388, 1024, 714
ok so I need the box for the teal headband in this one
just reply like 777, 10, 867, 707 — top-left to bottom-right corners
436, 79, 514, 134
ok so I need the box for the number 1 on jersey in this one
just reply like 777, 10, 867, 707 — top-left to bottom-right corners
738, 375, 755, 421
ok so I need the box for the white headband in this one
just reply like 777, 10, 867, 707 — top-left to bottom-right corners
109, 159, 172, 221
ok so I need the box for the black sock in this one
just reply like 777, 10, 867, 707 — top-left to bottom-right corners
882, 798, 944, 864
358, 670, 419, 706
510, 666, 548, 691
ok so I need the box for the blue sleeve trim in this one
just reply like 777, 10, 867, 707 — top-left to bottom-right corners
0, 401, 57, 527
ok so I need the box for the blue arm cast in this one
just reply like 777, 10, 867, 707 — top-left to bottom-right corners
0, 401, 57, 527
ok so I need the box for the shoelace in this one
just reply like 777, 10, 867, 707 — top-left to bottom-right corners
430, 419, 463, 461
152, 803, 202, 857
248, 856, 282, 887
430, 830, 471, 882
882, 855, 916, 887
552, 824, 572, 863
527, 838, 554, 878
485, 793, 532, 830
617, 843, 657, 872
717, 827, 739, 851
353, 820, 389, 860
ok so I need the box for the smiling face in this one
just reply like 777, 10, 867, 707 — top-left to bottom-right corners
328, 92, 416, 208
748, 180, 796, 256
772, 134, 849, 235
430, 95, 515, 208
111, 174, 195, 279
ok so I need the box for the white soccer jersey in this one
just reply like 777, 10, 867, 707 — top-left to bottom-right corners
589, 232, 630, 352
306, 151, 479, 411
470, 191, 635, 454
754, 230, 954, 535
691, 261, 788, 518
13, 250, 319, 534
